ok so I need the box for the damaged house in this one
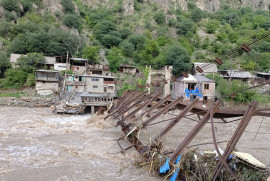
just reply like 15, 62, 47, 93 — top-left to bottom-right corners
173, 74, 215, 101
35, 70, 61, 95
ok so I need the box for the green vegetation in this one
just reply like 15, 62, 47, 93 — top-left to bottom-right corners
206, 73, 269, 103
0, 91, 25, 98
0, 0, 269, 101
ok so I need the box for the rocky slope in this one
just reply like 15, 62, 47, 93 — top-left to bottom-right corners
41, 0, 270, 13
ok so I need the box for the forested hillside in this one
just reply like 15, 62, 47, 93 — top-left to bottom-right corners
0, 0, 270, 87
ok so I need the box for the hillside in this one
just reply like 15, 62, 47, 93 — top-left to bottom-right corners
0, 0, 270, 89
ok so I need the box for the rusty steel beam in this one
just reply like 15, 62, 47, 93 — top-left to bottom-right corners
115, 91, 145, 113
114, 92, 155, 120
142, 96, 184, 127
108, 91, 146, 119
110, 91, 140, 114
170, 100, 221, 162
109, 90, 133, 113
211, 101, 258, 180
210, 112, 238, 180
215, 58, 223, 65
154, 98, 199, 143
196, 66, 204, 73
141, 94, 171, 117
117, 93, 161, 127
241, 44, 251, 52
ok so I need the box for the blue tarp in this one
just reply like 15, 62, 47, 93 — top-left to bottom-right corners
185, 87, 202, 98
170, 155, 182, 181
160, 158, 170, 173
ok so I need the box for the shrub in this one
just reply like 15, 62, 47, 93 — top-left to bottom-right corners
107, 47, 124, 73
0, 52, 11, 78
60, 0, 75, 13
154, 11, 166, 24
24, 73, 35, 86
16, 53, 46, 73
82, 46, 100, 64
1, 68, 28, 89
1, 0, 20, 13
62, 14, 82, 29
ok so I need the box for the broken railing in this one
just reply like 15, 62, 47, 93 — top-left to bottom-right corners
106, 90, 270, 180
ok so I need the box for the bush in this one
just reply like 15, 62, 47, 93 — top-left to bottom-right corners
165, 45, 191, 76
205, 20, 219, 34
1, 0, 20, 13
0, 20, 11, 37
60, 0, 75, 13
16, 53, 46, 73
154, 11, 166, 24
20, 0, 33, 14
120, 40, 135, 57
0, 52, 11, 78
24, 73, 35, 86
107, 47, 124, 73
62, 14, 82, 29
1, 68, 28, 89
82, 46, 99, 64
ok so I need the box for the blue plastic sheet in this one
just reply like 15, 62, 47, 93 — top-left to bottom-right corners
170, 155, 182, 181
185, 88, 202, 98
160, 158, 170, 173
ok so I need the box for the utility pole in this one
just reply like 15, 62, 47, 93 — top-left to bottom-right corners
62, 51, 69, 93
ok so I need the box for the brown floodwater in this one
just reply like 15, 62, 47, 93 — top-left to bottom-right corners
0, 106, 269, 181
0, 106, 160, 181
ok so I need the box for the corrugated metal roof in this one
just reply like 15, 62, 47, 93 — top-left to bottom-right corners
193, 75, 215, 82
228, 70, 252, 78
177, 74, 215, 83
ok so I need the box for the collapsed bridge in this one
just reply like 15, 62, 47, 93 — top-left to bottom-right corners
106, 90, 270, 180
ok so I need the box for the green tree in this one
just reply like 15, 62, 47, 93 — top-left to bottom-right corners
60, 0, 75, 13
107, 47, 124, 73
62, 14, 82, 29
120, 40, 135, 57
0, 53, 11, 78
82, 46, 99, 64
154, 11, 166, 24
20, 0, 33, 14
191, 8, 203, 22
140, 40, 160, 65
1, 0, 20, 13
177, 20, 196, 36
165, 45, 191, 76
205, 20, 219, 34
16, 53, 45, 73
1, 68, 28, 89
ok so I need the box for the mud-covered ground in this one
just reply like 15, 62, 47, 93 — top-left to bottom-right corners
0, 106, 269, 181
0, 106, 159, 181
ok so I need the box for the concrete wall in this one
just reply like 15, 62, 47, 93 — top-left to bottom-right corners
71, 65, 86, 74
85, 77, 116, 94
54, 63, 70, 71
36, 82, 59, 95
202, 82, 215, 99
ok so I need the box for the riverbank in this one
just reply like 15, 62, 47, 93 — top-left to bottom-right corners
0, 88, 55, 107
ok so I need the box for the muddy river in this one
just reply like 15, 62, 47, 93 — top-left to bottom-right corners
0, 106, 269, 180
0, 106, 159, 181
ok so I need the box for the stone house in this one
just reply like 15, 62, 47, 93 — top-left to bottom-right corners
218, 70, 253, 83
66, 74, 117, 97
118, 64, 138, 75
35, 70, 60, 95
173, 74, 215, 101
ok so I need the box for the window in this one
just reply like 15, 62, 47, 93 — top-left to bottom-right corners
91, 78, 99, 82
204, 84, 209, 90
93, 85, 98, 88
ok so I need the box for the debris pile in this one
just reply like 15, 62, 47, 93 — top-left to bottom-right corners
106, 90, 270, 180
